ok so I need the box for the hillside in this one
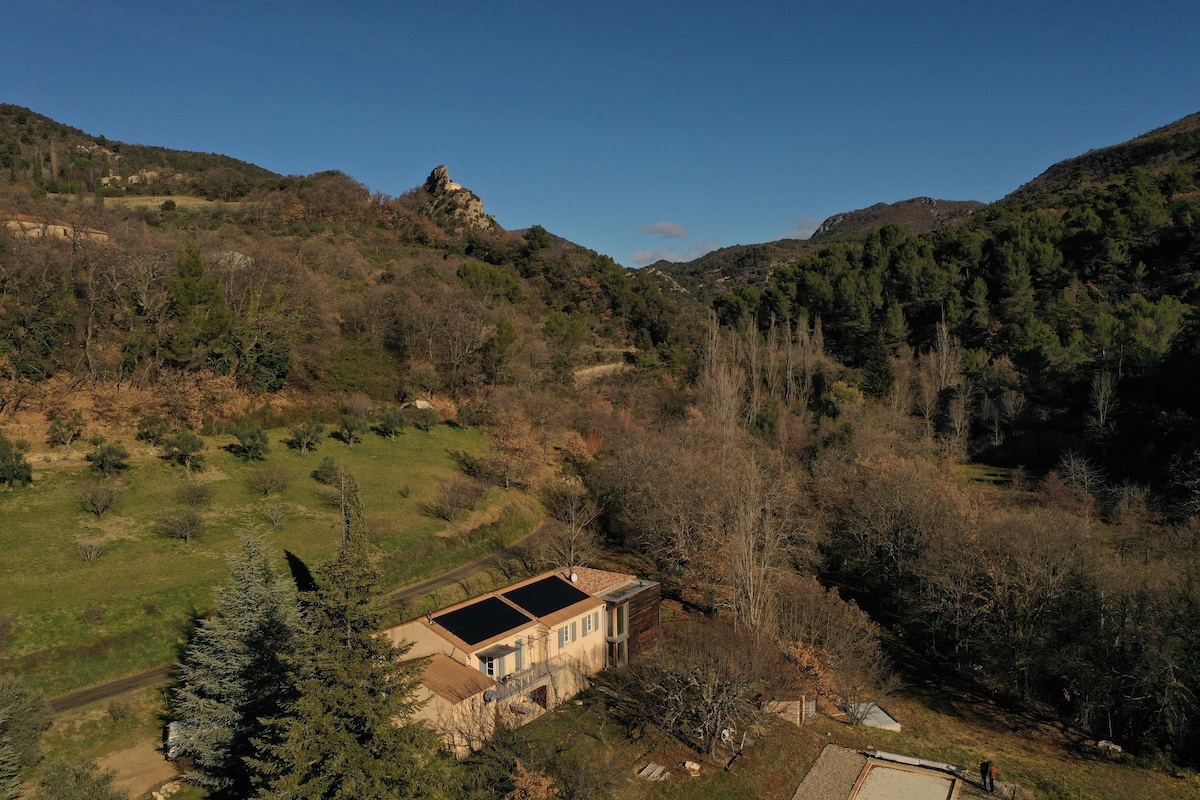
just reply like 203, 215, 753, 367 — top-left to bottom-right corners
809, 196, 985, 241
0, 104, 279, 199
5, 107, 1200, 799
648, 238, 816, 298
1004, 110, 1200, 204
652, 198, 984, 301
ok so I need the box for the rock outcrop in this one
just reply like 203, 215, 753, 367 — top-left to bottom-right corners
421, 165, 499, 234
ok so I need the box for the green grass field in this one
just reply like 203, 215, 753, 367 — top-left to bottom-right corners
0, 423, 541, 696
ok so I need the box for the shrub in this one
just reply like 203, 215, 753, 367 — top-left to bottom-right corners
312, 456, 340, 484
78, 542, 105, 563
136, 415, 170, 446
0, 433, 32, 488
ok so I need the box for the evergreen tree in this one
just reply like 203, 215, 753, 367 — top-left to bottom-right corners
33, 759, 124, 800
251, 470, 447, 799
0, 433, 32, 488
166, 242, 233, 371
173, 529, 301, 796
0, 718, 19, 800
0, 676, 52, 770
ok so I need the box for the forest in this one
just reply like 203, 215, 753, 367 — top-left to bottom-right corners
2, 104, 1200, 798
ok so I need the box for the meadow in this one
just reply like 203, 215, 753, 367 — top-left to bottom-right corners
0, 422, 540, 697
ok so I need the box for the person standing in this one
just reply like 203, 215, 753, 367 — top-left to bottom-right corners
979, 760, 991, 790
988, 761, 997, 793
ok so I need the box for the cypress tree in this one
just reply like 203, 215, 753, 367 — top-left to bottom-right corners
173, 528, 301, 796
251, 470, 447, 799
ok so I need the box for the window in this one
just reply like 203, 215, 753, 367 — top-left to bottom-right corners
480, 656, 495, 677
583, 615, 592, 636
609, 605, 628, 639
558, 627, 567, 649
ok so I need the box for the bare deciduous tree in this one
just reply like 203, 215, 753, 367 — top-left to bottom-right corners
1088, 371, 1118, 436
423, 477, 487, 521
246, 464, 291, 496
614, 619, 785, 757
176, 479, 213, 509
539, 487, 601, 569
157, 508, 202, 544
79, 479, 117, 519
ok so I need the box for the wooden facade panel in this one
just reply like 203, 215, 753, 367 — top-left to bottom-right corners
625, 584, 661, 661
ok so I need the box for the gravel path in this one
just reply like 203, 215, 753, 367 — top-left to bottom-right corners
791, 744, 868, 800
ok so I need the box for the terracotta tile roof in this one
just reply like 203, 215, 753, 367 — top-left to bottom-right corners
419, 653, 495, 704
559, 566, 636, 596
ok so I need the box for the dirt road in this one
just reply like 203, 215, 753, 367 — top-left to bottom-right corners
49, 665, 178, 714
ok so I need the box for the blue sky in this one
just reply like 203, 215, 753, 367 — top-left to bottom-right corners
2, 1, 1198, 265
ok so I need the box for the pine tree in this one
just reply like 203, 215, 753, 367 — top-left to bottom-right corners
0, 719, 19, 800
172, 528, 301, 795
251, 470, 448, 799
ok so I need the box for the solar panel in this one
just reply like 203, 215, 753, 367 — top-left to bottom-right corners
433, 597, 532, 646
503, 576, 591, 618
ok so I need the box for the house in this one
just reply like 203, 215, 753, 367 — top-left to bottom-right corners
2, 213, 110, 242
385, 566, 660, 755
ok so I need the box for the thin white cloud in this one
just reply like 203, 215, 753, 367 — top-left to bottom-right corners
637, 221, 689, 239
630, 238, 720, 266
781, 216, 824, 240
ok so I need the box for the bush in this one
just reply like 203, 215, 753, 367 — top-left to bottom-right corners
78, 542, 105, 563
35, 760, 124, 800
406, 406, 439, 433
312, 456, 340, 484
0, 433, 32, 488
136, 415, 170, 446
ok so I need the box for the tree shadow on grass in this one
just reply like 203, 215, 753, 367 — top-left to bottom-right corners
285, 550, 318, 593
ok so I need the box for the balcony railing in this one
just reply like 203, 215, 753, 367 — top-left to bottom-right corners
494, 659, 566, 701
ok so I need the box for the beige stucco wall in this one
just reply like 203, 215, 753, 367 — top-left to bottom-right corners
413, 687, 496, 759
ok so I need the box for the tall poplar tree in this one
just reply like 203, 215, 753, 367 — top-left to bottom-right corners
251, 470, 447, 799
173, 529, 301, 796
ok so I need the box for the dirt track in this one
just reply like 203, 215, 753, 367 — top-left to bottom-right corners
49, 534, 533, 713
49, 665, 178, 714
